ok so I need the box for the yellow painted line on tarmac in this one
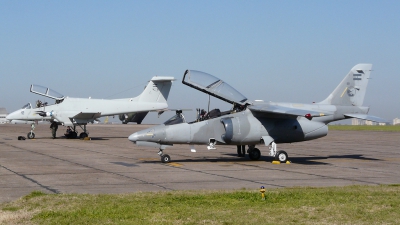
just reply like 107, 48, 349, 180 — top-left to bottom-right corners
139, 158, 159, 161
168, 162, 183, 167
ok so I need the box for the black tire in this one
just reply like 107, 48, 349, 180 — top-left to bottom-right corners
275, 150, 288, 163
27, 132, 35, 139
161, 154, 171, 163
79, 132, 88, 139
71, 132, 78, 139
248, 148, 261, 160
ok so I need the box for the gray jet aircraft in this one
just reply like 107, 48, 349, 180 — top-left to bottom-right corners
7, 76, 175, 139
129, 64, 387, 163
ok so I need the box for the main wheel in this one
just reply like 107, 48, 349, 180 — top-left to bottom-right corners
79, 132, 88, 139
161, 154, 171, 163
27, 132, 35, 139
275, 150, 288, 163
248, 148, 261, 160
71, 132, 78, 139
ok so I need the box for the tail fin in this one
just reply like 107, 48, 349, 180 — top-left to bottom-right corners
319, 64, 372, 106
138, 76, 175, 103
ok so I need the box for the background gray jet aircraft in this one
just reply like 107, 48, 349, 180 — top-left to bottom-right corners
119, 111, 148, 124
129, 64, 387, 163
7, 76, 175, 139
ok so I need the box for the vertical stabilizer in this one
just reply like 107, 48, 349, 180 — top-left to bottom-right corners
138, 77, 175, 103
319, 64, 372, 106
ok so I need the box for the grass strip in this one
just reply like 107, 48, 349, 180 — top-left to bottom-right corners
328, 125, 400, 132
1, 185, 400, 224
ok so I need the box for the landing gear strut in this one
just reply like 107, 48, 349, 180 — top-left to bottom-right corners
269, 142, 288, 163
158, 149, 171, 163
78, 124, 89, 139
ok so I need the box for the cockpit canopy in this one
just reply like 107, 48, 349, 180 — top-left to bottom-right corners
21, 103, 32, 109
30, 84, 65, 100
164, 113, 186, 125
182, 70, 248, 105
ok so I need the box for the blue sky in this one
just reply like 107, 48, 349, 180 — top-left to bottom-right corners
1, 1, 399, 123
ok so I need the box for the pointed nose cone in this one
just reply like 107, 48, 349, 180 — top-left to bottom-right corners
128, 132, 139, 142
6, 111, 18, 120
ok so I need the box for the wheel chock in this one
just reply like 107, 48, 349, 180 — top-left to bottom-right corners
83, 137, 91, 140
286, 161, 291, 164
272, 161, 280, 164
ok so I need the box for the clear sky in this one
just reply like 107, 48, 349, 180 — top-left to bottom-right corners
1, 1, 399, 124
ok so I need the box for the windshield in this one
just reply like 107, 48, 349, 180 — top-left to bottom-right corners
164, 114, 186, 125
182, 70, 248, 105
30, 84, 65, 100
21, 103, 32, 109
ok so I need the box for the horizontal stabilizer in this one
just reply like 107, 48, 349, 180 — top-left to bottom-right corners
344, 114, 389, 123
150, 77, 176, 82
248, 104, 328, 118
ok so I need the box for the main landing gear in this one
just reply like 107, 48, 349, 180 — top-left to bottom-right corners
236, 145, 261, 160
65, 125, 88, 139
269, 142, 288, 163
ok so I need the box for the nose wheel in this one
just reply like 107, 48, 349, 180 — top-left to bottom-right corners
27, 132, 35, 139
275, 150, 288, 163
158, 149, 171, 163
161, 154, 171, 163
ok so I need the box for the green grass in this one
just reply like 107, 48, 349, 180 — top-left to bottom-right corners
1, 185, 400, 224
328, 125, 400, 132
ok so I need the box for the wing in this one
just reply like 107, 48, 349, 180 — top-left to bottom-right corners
49, 111, 101, 125
344, 114, 388, 123
248, 104, 328, 119
71, 112, 101, 123
72, 112, 101, 120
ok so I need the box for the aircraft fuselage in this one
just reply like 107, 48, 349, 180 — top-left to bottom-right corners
129, 103, 369, 146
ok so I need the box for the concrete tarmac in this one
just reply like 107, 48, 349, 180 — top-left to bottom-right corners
1, 124, 400, 203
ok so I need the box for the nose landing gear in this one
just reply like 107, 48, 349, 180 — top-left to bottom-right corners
27, 124, 35, 139
269, 142, 288, 163
158, 149, 171, 163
